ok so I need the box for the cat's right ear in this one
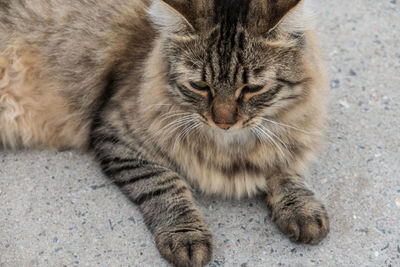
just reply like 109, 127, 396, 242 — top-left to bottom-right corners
148, 0, 198, 34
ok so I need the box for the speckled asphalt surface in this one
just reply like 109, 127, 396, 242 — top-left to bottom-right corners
1, 0, 399, 266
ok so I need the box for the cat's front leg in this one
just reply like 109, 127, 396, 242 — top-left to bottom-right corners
265, 173, 329, 245
91, 132, 212, 267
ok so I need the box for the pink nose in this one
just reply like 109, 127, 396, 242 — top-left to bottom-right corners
212, 101, 238, 130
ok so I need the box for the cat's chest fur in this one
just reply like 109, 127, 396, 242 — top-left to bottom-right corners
167, 131, 272, 199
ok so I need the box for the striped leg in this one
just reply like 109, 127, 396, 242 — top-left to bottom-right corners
91, 130, 212, 267
266, 173, 329, 245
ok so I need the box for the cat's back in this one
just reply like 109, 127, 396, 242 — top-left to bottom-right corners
0, 0, 154, 149
0, 0, 151, 45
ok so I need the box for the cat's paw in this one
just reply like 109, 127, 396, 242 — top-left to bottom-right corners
270, 196, 329, 245
155, 225, 213, 267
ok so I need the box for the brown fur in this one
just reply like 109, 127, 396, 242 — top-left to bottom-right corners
0, 41, 89, 149
0, 1, 329, 266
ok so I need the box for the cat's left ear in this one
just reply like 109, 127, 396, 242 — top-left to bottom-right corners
250, 0, 305, 35
148, 0, 200, 34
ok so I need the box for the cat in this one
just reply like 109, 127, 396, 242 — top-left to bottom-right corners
0, 0, 329, 266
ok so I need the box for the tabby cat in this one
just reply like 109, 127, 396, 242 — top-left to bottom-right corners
0, 0, 329, 266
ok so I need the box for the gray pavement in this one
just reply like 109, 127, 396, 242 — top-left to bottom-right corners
1, 0, 399, 266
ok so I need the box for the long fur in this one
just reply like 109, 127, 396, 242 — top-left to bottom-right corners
0, 1, 330, 266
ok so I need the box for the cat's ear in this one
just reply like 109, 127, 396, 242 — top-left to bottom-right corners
271, 0, 303, 25
148, 0, 198, 33
250, 0, 305, 35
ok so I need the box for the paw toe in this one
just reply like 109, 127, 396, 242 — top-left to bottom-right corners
156, 228, 212, 267
272, 198, 330, 245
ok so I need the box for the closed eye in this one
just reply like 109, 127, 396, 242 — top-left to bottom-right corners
189, 81, 210, 92
238, 85, 266, 104
242, 85, 264, 94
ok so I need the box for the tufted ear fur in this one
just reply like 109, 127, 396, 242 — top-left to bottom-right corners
148, 0, 308, 36
249, 0, 306, 35
148, 0, 200, 34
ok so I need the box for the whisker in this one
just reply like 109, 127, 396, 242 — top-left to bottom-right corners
259, 117, 319, 135
159, 112, 192, 121
260, 124, 293, 159
152, 119, 195, 146
159, 114, 194, 128
251, 128, 264, 145
189, 123, 202, 137
149, 115, 195, 142
172, 121, 199, 150
254, 126, 273, 146
159, 110, 188, 116
255, 125, 286, 158
182, 122, 202, 140
157, 116, 195, 135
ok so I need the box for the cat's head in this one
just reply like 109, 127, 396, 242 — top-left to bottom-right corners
149, 0, 313, 132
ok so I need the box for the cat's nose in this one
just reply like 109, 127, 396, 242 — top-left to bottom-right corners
211, 100, 238, 130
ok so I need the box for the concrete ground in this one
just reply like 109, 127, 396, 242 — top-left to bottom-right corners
1, 0, 399, 266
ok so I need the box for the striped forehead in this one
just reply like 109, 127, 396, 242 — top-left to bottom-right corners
212, 0, 251, 27
204, 32, 248, 87
205, 0, 252, 87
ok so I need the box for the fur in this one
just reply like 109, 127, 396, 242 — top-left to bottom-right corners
0, 1, 329, 266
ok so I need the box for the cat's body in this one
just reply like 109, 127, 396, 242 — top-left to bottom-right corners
0, 0, 329, 266
0, 0, 152, 149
